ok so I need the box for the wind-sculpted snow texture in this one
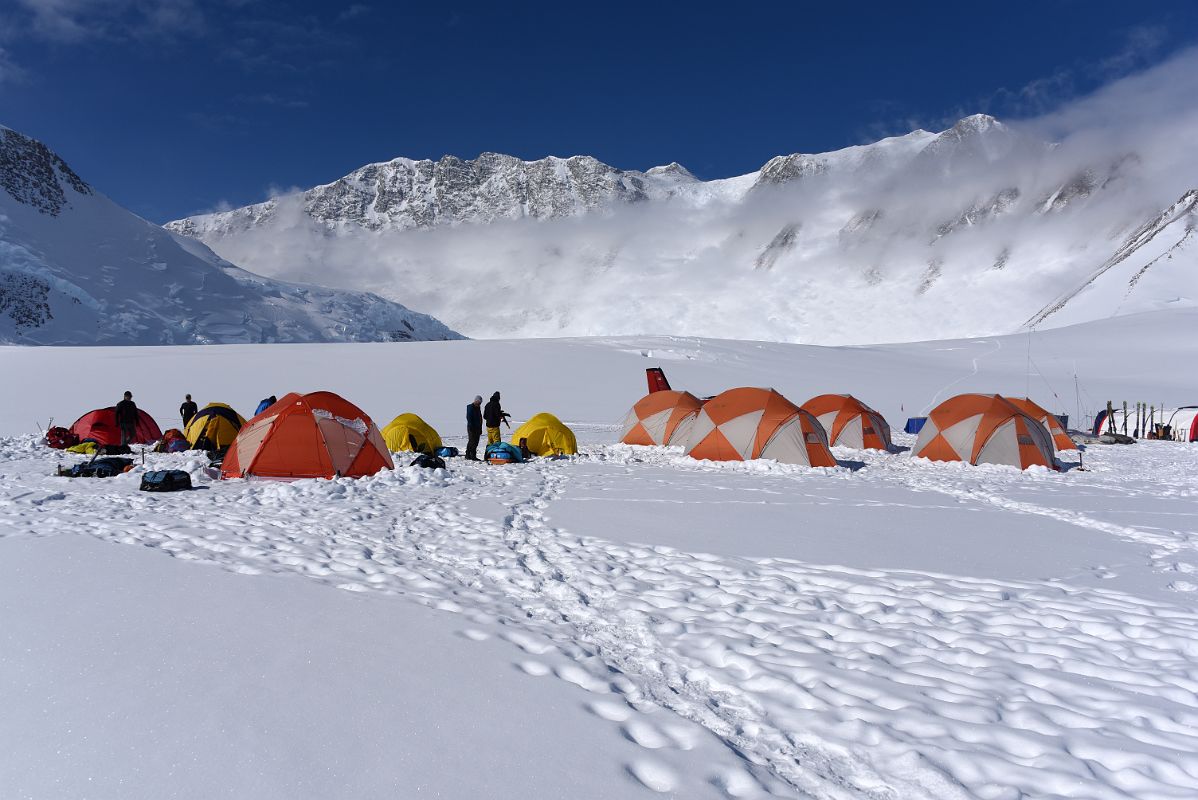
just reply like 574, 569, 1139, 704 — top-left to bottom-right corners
170, 53, 1198, 343
2, 311, 1198, 797
1, 433, 1196, 799
0, 126, 460, 345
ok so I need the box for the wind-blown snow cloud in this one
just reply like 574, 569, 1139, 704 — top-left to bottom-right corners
862, 25, 1178, 141
176, 46, 1198, 345
0, 47, 25, 86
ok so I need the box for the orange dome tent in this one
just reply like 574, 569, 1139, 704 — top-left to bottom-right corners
1005, 397, 1077, 451
800, 394, 892, 451
620, 390, 703, 446
683, 387, 836, 467
913, 394, 1057, 470
221, 391, 394, 480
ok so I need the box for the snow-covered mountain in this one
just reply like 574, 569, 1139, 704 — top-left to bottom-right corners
168, 113, 1196, 344
0, 126, 460, 345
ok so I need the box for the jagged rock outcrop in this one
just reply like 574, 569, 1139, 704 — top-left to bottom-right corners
0, 126, 92, 216
171, 152, 696, 235
1026, 189, 1198, 328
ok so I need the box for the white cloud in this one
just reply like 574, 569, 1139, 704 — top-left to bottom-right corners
0, 46, 26, 85
14, 0, 204, 43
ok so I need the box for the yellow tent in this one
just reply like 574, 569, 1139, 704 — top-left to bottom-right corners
510, 413, 577, 456
382, 413, 442, 454
184, 403, 246, 449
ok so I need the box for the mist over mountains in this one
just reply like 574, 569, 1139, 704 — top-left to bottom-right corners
167, 52, 1198, 345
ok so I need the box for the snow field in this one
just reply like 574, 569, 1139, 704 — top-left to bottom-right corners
2, 308, 1196, 444
2, 430, 1197, 799
2, 312, 1197, 797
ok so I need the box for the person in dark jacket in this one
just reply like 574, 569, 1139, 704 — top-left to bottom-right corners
465, 395, 483, 461
115, 390, 138, 446
180, 394, 198, 428
483, 391, 510, 446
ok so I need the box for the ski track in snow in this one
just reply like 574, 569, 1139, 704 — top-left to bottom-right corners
2, 435, 1198, 799
919, 338, 1003, 415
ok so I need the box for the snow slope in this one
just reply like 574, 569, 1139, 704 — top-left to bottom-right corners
2, 307, 1192, 440
0, 310, 1196, 798
169, 60, 1198, 345
0, 125, 460, 345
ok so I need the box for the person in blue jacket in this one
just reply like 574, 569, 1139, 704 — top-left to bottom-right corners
255, 395, 277, 416
465, 395, 483, 460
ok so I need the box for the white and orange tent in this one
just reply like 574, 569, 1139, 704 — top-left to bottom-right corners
222, 391, 394, 480
620, 390, 703, 446
800, 394, 892, 451
683, 387, 836, 467
912, 394, 1057, 470
1005, 397, 1077, 451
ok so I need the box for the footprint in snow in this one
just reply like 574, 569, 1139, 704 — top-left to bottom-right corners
554, 663, 610, 694
458, 629, 490, 642
585, 700, 631, 722
626, 760, 677, 793
621, 719, 671, 749
515, 660, 550, 677
500, 629, 555, 655
709, 767, 760, 798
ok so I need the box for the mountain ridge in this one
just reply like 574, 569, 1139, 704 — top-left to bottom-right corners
0, 126, 462, 346
154, 114, 1198, 344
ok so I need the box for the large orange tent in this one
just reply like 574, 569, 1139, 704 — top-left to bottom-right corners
221, 391, 394, 480
619, 390, 703, 446
912, 394, 1057, 470
800, 394, 892, 451
683, 388, 836, 467
1005, 397, 1077, 451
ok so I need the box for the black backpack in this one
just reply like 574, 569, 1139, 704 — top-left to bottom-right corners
59, 457, 133, 478
139, 470, 193, 492
410, 453, 447, 470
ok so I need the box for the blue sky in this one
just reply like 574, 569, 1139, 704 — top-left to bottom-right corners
2, 0, 1196, 222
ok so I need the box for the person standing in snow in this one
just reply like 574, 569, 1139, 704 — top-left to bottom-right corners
466, 395, 483, 461
115, 390, 139, 446
180, 394, 198, 428
483, 391, 510, 446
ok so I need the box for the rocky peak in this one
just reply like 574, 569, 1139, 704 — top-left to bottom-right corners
277, 150, 665, 231
952, 113, 1002, 135
645, 162, 698, 182
0, 126, 92, 216
916, 114, 1015, 171
755, 153, 827, 187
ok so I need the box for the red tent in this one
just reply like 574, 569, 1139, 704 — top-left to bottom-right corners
70, 407, 162, 446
